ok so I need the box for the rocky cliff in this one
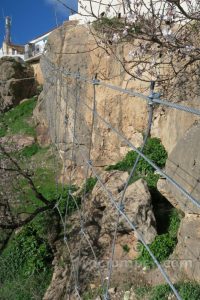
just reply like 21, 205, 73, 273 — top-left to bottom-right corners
35, 21, 200, 174
0, 57, 37, 112
33, 21, 200, 299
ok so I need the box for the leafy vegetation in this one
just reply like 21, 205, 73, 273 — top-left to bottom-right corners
106, 137, 167, 188
105, 137, 178, 267
0, 270, 52, 300
0, 97, 56, 298
136, 282, 200, 300
81, 177, 97, 194
0, 97, 37, 137
137, 209, 182, 268
18, 143, 41, 158
122, 244, 130, 253
83, 286, 106, 300
58, 177, 97, 217
0, 214, 53, 299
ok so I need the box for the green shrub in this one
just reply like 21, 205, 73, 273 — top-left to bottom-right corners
0, 226, 52, 280
0, 214, 53, 299
82, 177, 97, 194
122, 244, 130, 253
106, 138, 167, 188
137, 209, 181, 268
56, 177, 97, 218
19, 143, 40, 157
177, 282, 200, 300
58, 185, 81, 216
137, 233, 176, 268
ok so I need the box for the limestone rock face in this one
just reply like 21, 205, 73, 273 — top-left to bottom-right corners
151, 102, 200, 154
157, 122, 200, 214
173, 214, 200, 282
0, 57, 37, 112
35, 22, 200, 183
34, 22, 148, 182
89, 171, 157, 244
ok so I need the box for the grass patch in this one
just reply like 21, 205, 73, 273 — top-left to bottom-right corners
83, 286, 106, 300
0, 97, 37, 137
137, 209, 182, 268
0, 270, 52, 300
135, 282, 200, 300
9, 146, 59, 215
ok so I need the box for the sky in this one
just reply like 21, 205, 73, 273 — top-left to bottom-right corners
0, 0, 78, 46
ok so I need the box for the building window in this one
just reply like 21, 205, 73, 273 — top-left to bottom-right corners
35, 45, 40, 53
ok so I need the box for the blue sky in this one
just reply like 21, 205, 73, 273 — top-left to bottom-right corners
0, 0, 77, 45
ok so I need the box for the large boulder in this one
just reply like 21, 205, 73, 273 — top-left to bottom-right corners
0, 57, 37, 112
0, 134, 35, 152
158, 122, 200, 214
43, 171, 157, 300
87, 171, 157, 244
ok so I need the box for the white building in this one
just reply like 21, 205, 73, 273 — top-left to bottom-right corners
0, 17, 25, 60
0, 16, 53, 62
24, 31, 51, 62
69, 1, 195, 24
0, 42, 25, 60
69, 0, 127, 23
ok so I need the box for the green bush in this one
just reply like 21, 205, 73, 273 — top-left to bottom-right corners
81, 177, 97, 194
106, 138, 167, 188
137, 209, 181, 268
0, 216, 53, 299
122, 244, 130, 253
0, 225, 53, 280
176, 282, 200, 300
58, 185, 81, 216
19, 143, 40, 157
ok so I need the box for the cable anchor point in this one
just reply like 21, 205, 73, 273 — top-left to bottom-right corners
93, 73, 100, 85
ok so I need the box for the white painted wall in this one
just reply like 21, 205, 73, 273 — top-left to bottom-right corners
69, 0, 198, 23
0, 45, 24, 60
69, 0, 125, 23
25, 33, 49, 60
